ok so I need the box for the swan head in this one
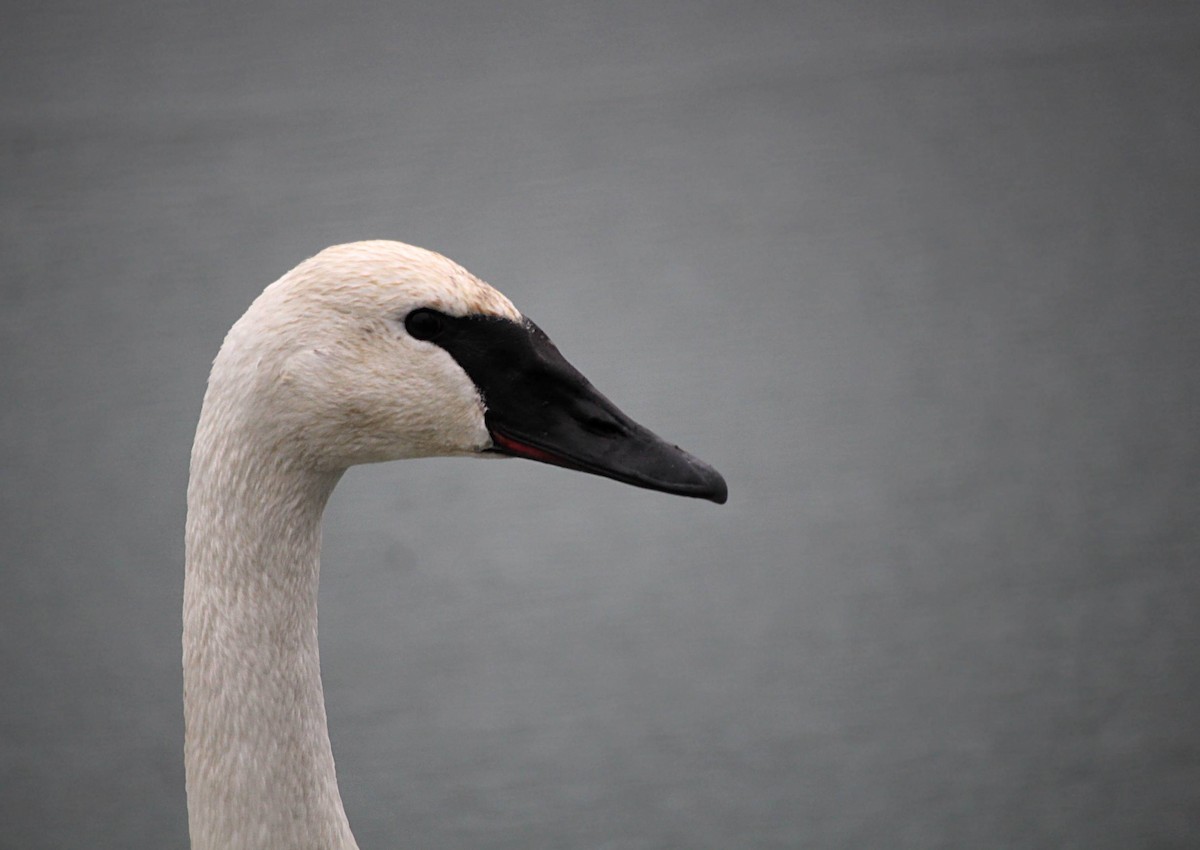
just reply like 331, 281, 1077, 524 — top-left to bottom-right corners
211, 240, 726, 503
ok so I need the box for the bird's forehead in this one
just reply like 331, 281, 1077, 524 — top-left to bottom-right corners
295, 240, 522, 321
401, 272, 521, 319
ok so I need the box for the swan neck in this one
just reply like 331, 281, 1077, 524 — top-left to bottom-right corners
184, 426, 356, 850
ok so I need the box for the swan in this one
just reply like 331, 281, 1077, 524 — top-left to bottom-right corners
183, 240, 727, 849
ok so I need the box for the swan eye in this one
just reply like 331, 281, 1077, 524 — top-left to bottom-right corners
405, 308, 446, 341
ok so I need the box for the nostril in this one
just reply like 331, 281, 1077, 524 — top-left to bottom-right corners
582, 416, 624, 438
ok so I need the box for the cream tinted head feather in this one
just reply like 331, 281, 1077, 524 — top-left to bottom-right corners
202, 239, 726, 499
207, 241, 518, 469
270, 240, 521, 321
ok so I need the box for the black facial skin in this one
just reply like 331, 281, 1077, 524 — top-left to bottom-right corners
405, 308, 727, 504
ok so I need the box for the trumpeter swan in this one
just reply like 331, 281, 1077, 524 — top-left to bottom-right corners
183, 241, 726, 849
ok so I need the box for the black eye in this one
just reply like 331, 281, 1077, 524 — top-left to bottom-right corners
405, 308, 446, 341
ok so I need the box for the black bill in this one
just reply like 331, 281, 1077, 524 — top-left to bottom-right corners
405, 308, 728, 504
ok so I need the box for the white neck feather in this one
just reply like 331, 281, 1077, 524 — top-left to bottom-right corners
183, 394, 357, 850
181, 241, 508, 849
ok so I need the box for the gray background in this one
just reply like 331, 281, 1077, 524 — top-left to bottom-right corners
2, 2, 1198, 848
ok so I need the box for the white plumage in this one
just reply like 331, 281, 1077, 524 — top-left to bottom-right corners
184, 241, 724, 849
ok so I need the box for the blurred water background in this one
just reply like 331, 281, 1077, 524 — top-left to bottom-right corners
2, 2, 1199, 848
